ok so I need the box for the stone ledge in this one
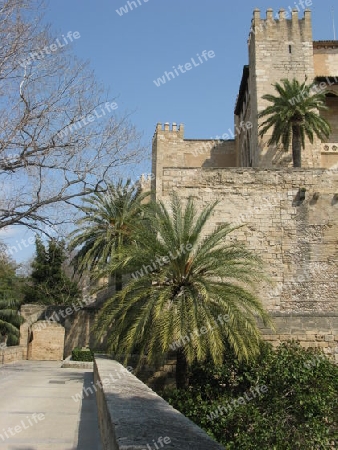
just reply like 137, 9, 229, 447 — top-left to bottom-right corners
0, 346, 25, 364
61, 355, 93, 369
269, 311, 338, 318
94, 356, 224, 450
162, 167, 338, 174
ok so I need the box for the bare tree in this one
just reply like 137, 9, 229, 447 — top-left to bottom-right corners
0, 0, 146, 233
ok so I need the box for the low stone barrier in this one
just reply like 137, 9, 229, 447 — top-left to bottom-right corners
0, 346, 25, 364
94, 355, 224, 450
61, 355, 93, 369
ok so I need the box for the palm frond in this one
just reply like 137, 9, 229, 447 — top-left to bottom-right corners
93, 193, 273, 374
258, 78, 331, 164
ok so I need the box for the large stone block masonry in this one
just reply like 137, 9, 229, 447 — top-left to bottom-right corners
157, 167, 338, 314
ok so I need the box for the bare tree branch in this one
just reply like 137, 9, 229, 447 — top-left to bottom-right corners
0, 0, 147, 232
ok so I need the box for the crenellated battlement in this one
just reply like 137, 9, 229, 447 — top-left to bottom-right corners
154, 122, 184, 133
152, 122, 185, 142
249, 7, 312, 42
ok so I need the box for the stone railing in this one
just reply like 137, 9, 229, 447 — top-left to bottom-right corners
0, 346, 25, 364
321, 143, 338, 153
94, 356, 224, 450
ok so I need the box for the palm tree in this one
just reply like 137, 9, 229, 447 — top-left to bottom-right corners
70, 179, 149, 293
0, 254, 24, 346
0, 298, 23, 347
258, 78, 331, 167
93, 193, 273, 388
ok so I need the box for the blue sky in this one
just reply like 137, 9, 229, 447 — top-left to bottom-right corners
41, 0, 335, 141
1, 0, 336, 263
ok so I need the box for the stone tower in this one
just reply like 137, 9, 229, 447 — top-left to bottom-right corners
153, 8, 338, 176
149, 9, 338, 358
151, 122, 236, 199
235, 8, 322, 168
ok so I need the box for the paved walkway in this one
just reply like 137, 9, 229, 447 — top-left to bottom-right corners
0, 361, 102, 450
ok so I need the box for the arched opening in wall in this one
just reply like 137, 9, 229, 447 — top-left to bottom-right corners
321, 92, 338, 143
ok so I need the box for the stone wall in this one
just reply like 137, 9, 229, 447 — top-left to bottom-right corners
62, 309, 97, 357
0, 346, 25, 364
2, 303, 103, 364
0, 305, 45, 365
152, 123, 236, 167
314, 41, 338, 76
27, 321, 65, 361
20, 304, 46, 325
20, 304, 98, 360
262, 312, 338, 362
152, 122, 237, 195
157, 167, 338, 314
247, 9, 321, 169
94, 356, 224, 450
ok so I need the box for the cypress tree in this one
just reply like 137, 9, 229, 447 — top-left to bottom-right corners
24, 238, 80, 305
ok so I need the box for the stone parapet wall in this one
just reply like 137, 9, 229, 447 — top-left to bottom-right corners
94, 356, 224, 450
0, 346, 25, 364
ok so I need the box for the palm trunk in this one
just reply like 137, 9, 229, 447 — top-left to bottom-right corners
292, 125, 302, 168
115, 236, 123, 293
176, 349, 189, 389
115, 271, 122, 292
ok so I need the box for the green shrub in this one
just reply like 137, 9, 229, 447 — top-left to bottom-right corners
71, 347, 94, 362
162, 341, 338, 449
